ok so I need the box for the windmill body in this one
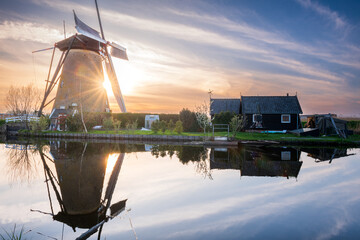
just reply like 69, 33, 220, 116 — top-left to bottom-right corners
52, 35, 110, 113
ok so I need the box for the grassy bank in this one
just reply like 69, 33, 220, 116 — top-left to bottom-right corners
32, 129, 360, 145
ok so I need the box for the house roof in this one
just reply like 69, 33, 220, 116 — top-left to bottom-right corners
49, 108, 69, 119
241, 96, 302, 114
210, 98, 240, 115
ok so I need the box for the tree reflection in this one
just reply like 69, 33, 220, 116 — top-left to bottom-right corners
151, 145, 213, 179
5, 142, 41, 183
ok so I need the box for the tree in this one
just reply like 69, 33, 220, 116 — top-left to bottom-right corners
151, 120, 160, 133
195, 102, 211, 137
229, 115, 246, 137
160, 120, 167, 133
168, 119, 175, 133
174, 120, 183, 134
179, 108, 199, 132
5, 84, 42, 116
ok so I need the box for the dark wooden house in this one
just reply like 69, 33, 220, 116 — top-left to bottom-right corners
210, 98, 240, 117
241, 96, 303, 130
210, 95, 303, 131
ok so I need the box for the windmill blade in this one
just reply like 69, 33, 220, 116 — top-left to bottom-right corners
109, 42, 129, 60
73, 10, 106, 44
104, 54, 127, 112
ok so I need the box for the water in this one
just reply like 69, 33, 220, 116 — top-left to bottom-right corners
0, 140, 359, 239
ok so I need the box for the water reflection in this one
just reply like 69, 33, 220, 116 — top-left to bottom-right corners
1, 140, 358, 239
210, 146, 302, 178
37, 142, 128, 239
300, 147, 354, 163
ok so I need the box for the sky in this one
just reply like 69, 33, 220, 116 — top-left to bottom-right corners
0, 0, 359, 115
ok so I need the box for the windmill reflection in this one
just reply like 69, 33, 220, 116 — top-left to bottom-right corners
38, 141, 127, 240
210, 145, 303, 179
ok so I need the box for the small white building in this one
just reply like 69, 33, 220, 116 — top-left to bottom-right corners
145, 115, 159, 129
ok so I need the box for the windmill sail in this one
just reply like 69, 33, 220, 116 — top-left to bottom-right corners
109, 42, 128, 60
73, 11, 106, 44
105, 56, 127, 112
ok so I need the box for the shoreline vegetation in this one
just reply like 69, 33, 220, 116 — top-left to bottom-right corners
1, 110, 359, 147
10, 129, 360, 147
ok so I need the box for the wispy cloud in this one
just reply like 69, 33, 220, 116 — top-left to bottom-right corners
296, 0, 347, 29
0, 20, 62, 44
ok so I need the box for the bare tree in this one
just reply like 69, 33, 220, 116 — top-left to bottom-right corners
5, 84, 42, 116
195, 101, 211, 138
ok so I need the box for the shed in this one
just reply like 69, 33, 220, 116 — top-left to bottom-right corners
145, 115, 159, 129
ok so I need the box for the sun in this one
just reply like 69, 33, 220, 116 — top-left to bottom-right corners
103, 59, 141, 97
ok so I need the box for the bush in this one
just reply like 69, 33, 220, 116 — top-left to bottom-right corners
66, 114, 83, 132
229, 115, 246, 137
213, 111, 236, 125
112, 113, 179, 128
0, 119, 5, 126
103, 117, 114, 130
179, 108, 199, 132
29, 116, 49, 132
168, 119, 175, 133
174, 120, 183, 134
151, 120, 160, 133
160, 120, 167, 133
113, 119, 122, 132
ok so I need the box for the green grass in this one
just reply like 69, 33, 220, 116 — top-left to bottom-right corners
36, 129, 360, 144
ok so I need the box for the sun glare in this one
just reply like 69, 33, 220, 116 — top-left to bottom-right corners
105, 153, 120, 174
103, 59, 142, 97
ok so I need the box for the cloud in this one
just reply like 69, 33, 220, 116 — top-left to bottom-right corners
0, 20, 62, 44
296, 0, 347, 29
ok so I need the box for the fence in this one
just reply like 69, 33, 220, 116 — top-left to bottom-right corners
5, 116, 40, 123
212, 124, 229, 137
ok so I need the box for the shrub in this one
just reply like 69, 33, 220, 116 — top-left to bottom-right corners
174, 120, 183, 134
66, 114, 83, 132
160, 120, 167, 133
29, 116, 49, 132
212, 111, 236, 125
179, 108, 199, 132
168, 119, 175, 133
0, 119, 6, 126
111, 113, 179, 128
151, 120, 160, 133
131, 119, 138, 131
113, 119, 122, 132
103, 117, 114, 130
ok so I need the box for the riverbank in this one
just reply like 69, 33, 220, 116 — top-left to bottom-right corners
7, 130, 360, 147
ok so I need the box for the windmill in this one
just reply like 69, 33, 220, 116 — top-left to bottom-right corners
37, 0, 128, 118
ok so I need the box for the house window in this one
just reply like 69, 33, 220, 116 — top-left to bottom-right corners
281, 151, 291, 160
281, 114, 290, 123
252, 114, 262, 122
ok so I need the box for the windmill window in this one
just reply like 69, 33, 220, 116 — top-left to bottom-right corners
60, 81, 64, 88
281, 114, 291, 123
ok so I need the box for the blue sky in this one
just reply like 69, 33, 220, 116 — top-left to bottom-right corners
0, 0, 359, 115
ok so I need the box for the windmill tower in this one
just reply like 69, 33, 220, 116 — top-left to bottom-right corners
38, 0, 128, 118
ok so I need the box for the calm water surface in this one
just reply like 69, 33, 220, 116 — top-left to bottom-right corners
0, 140, 359, 239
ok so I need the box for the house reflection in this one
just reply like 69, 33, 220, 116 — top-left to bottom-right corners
210, 145, 303, 178
38, 141, 128, 239
300, 147, 352, 163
